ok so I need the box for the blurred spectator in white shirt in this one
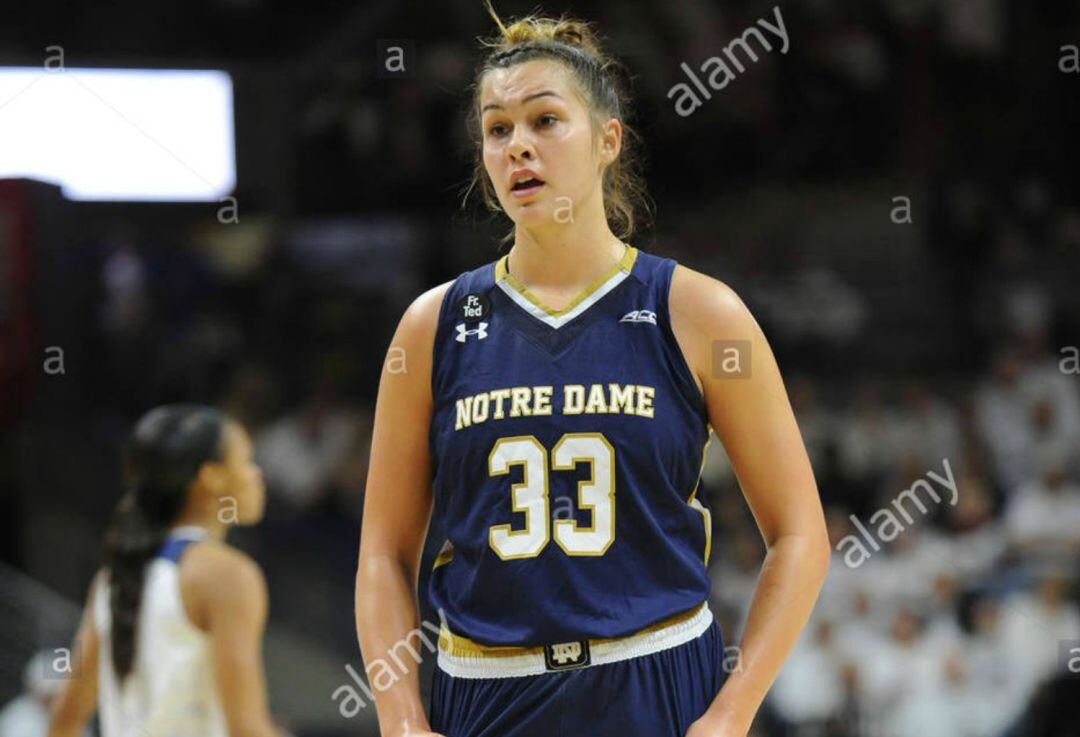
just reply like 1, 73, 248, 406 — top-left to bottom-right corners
976, 344, 1080, 491
1019, 343, 1080, 456
834, 588, 887, 668
256, 387, 358, 514
884, 651, 973, 737
890, 382, 963, 476
0, 651, 90, 737
962, 596, 1035, 737
1005, 464, 1080, 573
770, 619, 847, 731
941, 472, 1007, 583
975, 347, 1033, 490
1023, 400, 1077, 484
856, 517, 953, 612
1001, 573, 1080, 690
852, 610, 939, 737
921, 573, 965, 651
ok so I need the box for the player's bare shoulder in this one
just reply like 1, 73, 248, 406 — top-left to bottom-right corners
669, 264, 749, 329
669, 263, 758, 381
380, 278, 455, 391
384, 280, 454, 377
178, 540, 267, 630
402, 280, 455, 333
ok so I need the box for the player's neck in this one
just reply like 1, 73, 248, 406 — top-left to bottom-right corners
508, 214, 626, 293
170, 507, 228, 541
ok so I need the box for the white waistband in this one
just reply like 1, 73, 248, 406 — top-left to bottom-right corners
436, 602, 714, 679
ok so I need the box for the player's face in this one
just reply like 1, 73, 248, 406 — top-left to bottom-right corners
217, 421, 266, 525
479, 60, 610, 228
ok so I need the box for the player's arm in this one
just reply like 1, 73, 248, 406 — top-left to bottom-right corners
184, 543, 280, 737
47, 573, 102, 737
669, 265, 831, 737
355, 281, 452, 737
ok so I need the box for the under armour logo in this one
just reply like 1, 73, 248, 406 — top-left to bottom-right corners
544, 640, 591, 671
620, 309, 657, 324
455, 322, 488, 342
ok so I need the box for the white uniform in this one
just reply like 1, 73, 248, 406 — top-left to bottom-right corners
93, 526, 228, 737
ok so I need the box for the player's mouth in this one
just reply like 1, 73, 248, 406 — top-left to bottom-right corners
510, 171, 546, 198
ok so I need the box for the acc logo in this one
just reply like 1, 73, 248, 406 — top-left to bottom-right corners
544, 640, 591, 671
620, 309, 657, 324
456, 293, 491, 323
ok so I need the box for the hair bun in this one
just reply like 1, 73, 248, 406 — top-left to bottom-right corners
551, 21, 593, 52
482, 2, 602, 58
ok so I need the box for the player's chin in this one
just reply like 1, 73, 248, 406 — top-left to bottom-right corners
509, 196, 557, 223
237, 495, 267, 525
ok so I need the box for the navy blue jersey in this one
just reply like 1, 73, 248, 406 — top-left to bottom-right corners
427, 245, 713, 647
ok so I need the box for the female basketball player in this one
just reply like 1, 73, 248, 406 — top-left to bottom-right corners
355, 5, 830, 737
47, 405, 280, 737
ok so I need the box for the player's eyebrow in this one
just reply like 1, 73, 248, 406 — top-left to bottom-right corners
481, 90, 563, 113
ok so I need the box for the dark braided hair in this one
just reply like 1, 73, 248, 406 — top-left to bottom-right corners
102, 404, 226, 681
464, 1, 653, 246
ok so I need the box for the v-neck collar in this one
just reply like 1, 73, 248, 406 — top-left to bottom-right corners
493, 245, 638, 329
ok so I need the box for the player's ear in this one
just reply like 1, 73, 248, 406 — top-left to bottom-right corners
596, 117, 622, 168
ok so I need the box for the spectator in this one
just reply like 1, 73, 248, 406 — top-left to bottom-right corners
941, 472, 1007, 583
1001, 572, 1080, 689
256, 385, 358, 516
890, 382, 963, 475
853, 609, 938, 737
1005, 463, 1080, 574
769, 619, 847, 734
974, 347, 1033, 490
962, 597, 1034, 737
0, 651, 90, 737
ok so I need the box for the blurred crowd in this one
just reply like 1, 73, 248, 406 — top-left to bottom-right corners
705, 335, 1080, 737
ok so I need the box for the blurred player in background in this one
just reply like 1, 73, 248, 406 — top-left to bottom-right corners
46, 405, 281, 737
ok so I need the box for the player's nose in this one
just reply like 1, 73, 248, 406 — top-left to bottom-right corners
507, 131, 534, 162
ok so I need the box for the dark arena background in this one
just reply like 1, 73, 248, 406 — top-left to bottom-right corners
2, 1, 1080, 736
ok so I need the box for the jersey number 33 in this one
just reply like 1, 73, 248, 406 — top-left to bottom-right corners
488, 432, 615, 560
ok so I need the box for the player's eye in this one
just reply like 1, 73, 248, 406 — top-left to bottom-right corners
487, 122, 508, 137
536, 114, 557, 127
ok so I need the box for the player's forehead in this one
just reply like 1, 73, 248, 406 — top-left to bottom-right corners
479, 60, 576, 114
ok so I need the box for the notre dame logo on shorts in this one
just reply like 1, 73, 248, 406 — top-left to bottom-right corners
543, 640, 591, 671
